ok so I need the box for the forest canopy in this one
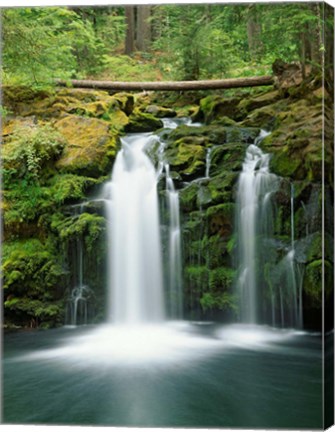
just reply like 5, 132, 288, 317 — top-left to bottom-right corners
1, 3, 328, 87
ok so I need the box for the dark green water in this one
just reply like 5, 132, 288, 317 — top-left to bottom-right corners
2, 323, 323, 428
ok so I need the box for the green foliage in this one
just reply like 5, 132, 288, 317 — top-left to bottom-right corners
48, 174, 98, 204
4, 183, 52, 224
1, 4, 324, 86
2, 239, 64, 297
101, 55, 159, 81
51, 213, 105, 251
4, 297, 62, 327
208, 267, 235, 292
3, 124, 65, 185
185, 266, 209, 293
2, 7, 105, 86
200, 292, 237, 312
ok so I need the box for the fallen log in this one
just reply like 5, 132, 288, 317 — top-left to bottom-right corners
55, 76, 274, 91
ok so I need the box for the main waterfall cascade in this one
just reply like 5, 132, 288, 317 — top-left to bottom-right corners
235, 131, 303, 328
103, 133, 165, 324
102, 117, 186, 324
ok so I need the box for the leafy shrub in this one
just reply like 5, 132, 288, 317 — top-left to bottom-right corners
3, 124, 66, 185
51, 213, 106, 251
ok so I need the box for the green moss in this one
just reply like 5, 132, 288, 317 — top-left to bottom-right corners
270, 152, 302, 178
2, 238, 65, 327
207, 172, 238, 204
51, 212, 105, 251
55, 114, 119, 177
145, 105, 177, 118
304, 260, 323, 307
165, 139, 206, 178
125, 109, 163, 133
48, 174, 98, 204
237, 90, 281, 115
205, 203, 235, 238
2, 124, 66, 185
199, 95, 242, 124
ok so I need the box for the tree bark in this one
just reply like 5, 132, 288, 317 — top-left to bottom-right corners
55, 76, 274, 91
125, 6, 135, 55
136, 5, 151, 51
246, 5, 263, 61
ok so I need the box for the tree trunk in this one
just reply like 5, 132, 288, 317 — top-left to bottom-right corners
136, 6, 151, 51
55, 76, 274, 91
247, 5, 263, 61
125, 6, 135, 55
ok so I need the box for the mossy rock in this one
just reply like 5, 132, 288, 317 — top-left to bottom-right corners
270, 151, 303, 178
212, 116, 237, 127
304, 259, 333, 308
237, 90, 281, 115
169, 124, 226, 145
108, 109, 130, 132
165, 139, 206, 179
112, 92, 135, 115
145, 105, 177, 118
258, 96, 323, 181
240, 104, 278, 129
3, 86, 53, 114
207, 172, 238, 204
199, 95, 243, 124
2, 117, 37, 142
205, 203, 235, 238
179, 183, 199, 212
125, 109, 163, 133
54, 115, 119, 177
210, 143, 246, 176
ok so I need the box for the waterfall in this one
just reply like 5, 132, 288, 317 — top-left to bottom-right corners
104, 133, 165, 324
235, 132, 279, 324
281, 183, 303, 329
205, 147, 212, 178
165, 164, 183, 319
66, 204, 92, 326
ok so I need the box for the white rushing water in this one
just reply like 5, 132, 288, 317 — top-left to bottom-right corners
67, 204, 92, 326
236, 132, 279, 324
165, 164, 183, 318
103, 133, 165, 324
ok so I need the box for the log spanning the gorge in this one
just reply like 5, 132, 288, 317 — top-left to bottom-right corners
55, 76, 274, 91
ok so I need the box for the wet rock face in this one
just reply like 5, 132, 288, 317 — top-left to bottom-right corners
169, 77, 331, 326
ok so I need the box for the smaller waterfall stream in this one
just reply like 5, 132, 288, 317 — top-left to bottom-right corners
66, 204, 92, 326
205, 147, 212, 178
165, 164, 183, 318
236, 132, 305, 328
236, 132, 278, 324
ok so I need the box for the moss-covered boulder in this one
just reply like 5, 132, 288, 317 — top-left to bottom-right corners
197, 95, 243, 124
303, 260, 333, 309
259, 98, 324, 181
125, 109, 163, 132
145, 104, 177, 118
206, 203, 235, 238
237, 90, 281, 115
165, 139, 206, 179
54, 115, 119, 177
